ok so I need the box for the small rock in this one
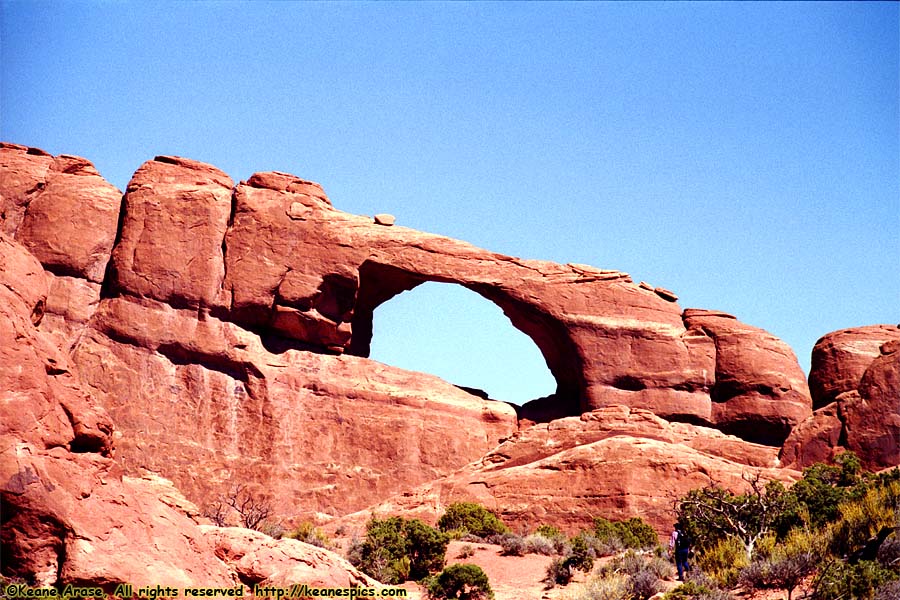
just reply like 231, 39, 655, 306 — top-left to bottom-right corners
654, 287, 678, 302
287, 202, 311, 220
373, 213, 395, 226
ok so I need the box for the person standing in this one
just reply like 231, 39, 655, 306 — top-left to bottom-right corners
669, 523, 692, 581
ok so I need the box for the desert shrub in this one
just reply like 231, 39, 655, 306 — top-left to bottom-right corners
405, 518, 451, 579
566, 534, 596, 573
739, 526, 824, 600
203, 484, 273, 531
537, 524, 563, 538
694, 536, 748, 588
457, 544, 476, 559
346, 534, 365, 566
498, 533, 526, 556
591, 516, 658, 553
285, 521, 332, 548
350, 516, 448, 584
628, 569, 661, 600
876, 533, 900, 568
619, 517, 660, 549
558, 573, 630, 600
599, 550, 670, 600
828, 478, 900, 557
438, 503, 509, 538
577, 530, 621, 558
524, 533, 557, 555
813, 559, 898, 600
545, 557, 574, 587
677, 476, 796, 561
534, 524, 569, 554
601, 549, 671, 579
426, 563, 493, 600
258, 520, 286, 539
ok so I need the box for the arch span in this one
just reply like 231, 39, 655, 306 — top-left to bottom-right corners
348, 260, 585, 419
366, 281, 556, 404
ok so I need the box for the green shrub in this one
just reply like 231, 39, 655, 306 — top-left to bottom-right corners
349, 516, 448, 584
536, 524, 563, 538
427, 563, 493, 600
438, 503, 509, 538
813, 560, 898, 600
591, 516, 658, 551
620, 517, 660, 549
456, 544, 476, 559
285, 521, 332, 549
545, 557, 574, 587
566, 534, 596, 573
694, 536, 748, 588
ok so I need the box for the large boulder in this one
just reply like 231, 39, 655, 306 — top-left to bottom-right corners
782, 325, 900, 470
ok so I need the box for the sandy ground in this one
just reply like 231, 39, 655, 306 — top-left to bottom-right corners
394, 541, 685, 600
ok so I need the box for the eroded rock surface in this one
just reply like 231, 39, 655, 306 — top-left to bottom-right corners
4, 143, 894, 586
0, 234, 382, 588
783, 325, 900, 469
332, 406, 796, 535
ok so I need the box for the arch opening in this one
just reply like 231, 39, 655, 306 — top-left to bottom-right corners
368, 281, 556, 405
349, 260, 586, 419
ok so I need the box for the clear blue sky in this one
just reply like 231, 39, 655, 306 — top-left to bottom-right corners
3, 2, 897, 404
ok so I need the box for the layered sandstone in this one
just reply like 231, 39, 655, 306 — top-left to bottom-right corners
6, 142, 893, 588
333, 406, 796, 535
0, 234, 374, 588
782, 325, 900, 469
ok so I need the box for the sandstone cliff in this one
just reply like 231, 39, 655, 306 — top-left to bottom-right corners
0, 232, 377, 588
2, 142, 896, 586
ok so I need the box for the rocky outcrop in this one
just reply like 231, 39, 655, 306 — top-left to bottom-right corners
808, 326, 900, 409
782, 326, 900, 469
0, 144, 821, 524
8, 143, 892, 588
203, 527, 379, 588
72, 293, 518, 519
682, 310, 811, 445
0, 234, 382, 588
332, 406, 796, 535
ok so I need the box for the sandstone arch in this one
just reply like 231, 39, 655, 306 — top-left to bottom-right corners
349, 261, 575, 409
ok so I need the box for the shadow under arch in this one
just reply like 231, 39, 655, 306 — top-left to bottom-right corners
348, 260, 586, 421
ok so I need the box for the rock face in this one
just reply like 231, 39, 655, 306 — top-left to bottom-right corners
782, 326, 900, 469
332, 406, 796, 535
0, 233, 380, 588
3, 142, 893, 585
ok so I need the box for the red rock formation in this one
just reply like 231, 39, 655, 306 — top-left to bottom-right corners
682, 309, 811, 445
808, 325, 900, 409
0, 142, 53, 237
8, 143, 876, 585
0, 234, 380, 588
782, 325, 900, 469
331, 406, 796, 535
